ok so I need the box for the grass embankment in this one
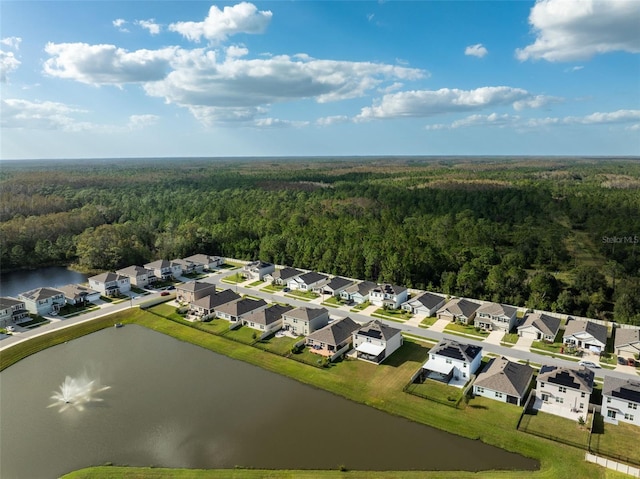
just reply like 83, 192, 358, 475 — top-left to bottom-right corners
4, 309, 619, 479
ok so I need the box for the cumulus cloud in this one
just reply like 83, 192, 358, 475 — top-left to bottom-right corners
253, 117, 309, 128
356, 86, 544, 120
516, 0, 640, 62
465, 43, 488, 58
316, 115, 350, 126
1, 36, 22, 50
169, 2, 272, 43
426, 113, 519, 130
0, 50, 20, 82
43, 42, 178, 84
568, 109, 640, 124
112, 18, 129, 32
136, 19, 161, 35
1, 98, 89, 130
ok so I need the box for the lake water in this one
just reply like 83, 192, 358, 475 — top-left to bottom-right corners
0, 266, 88, 298
0, 325, 537, 478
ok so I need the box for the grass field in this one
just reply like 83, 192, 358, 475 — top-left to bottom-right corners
444, 322, 489, 338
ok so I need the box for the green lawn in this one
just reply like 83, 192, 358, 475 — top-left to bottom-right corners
502, 333, 519, 344
286, 289, 319, 300
198, 319, 231, 334
444, 322, 489, 338
350, 301, 370, 312
149, 303, 185, 321
531, 340, 565, 353
16, 315, 50, 328
419, 317, 438, 328
221, 273, 245, 284
290, 346, 326, 366
519, 411, 591, 449
405, 379, 465, 407
246, 280, 265, 288
255, 335, 301, 355
371, 308, 413, 321
590, 413, 640, 465
322, 296, 345, 307
223, 325, 258, 344
261, 283, 283, 292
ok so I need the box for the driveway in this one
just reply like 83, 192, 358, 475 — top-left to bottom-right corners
429, 318, 450, 333
514, 336, 534, 351
484, 329, 504, 346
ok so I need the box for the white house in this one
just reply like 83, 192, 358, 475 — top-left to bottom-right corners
189, 289, 240, 320
88, 272, 131, 297
340, 281, 377, 304
264, 267, 303, 285
402, 291, 446, 317
116, 265, 156, 288
614, 328, 640, 360
421, 339, 482, 386
474, 302, 518, 332
352, 320, 403, 364
183, 254, 223, 270
0, 297, 29, 328
563, 319, 608, 354
473, 357, 534, 406
243, 304, 293, 335
602, 377, 640, 427
436, 298, 481, 325
19, 287, 66, 316
57, 284, 101, 306
282, 307, 330, 336
215, 297, 268, 324
370, 284, 408, 310
144, 259, 182, 281
534, 365, 594, 420
517, 312, 561, 342
287, 271, 328, 292
243, 261, 275, 280
321, 277, 355, 297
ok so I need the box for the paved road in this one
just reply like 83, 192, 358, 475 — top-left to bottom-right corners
2, 269, 638, 383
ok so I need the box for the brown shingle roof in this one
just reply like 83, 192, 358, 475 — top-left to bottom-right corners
518, 312, 561, 337
474, 357, 533, 398
306, 317, 359, 346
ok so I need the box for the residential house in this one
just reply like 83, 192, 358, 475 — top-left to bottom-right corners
116, 265, 156, 288
535, 365, 594, 419
306, 317, 360, 357
402, 292, 446, 317
563, 319, 608, 354
0, 297, 29, 328
57, 284, 101, 306
287, 271, 328, 292
340, 281, 377, 304
614, 328, 640, 359
473, 357, 534, 406
189, 289, 240, 320
517, 312, 561, 342
436, 298, 481, 325
242, 261, 275, 280
243, 304, 294, 335
88, 272, 131, 297
215, 297, 268, 324
176, 281, 216, 304
282, 307, 330, 336
183, 254, 223, 270
421, 339, 482, 385
352, 320, 403, 364
171, 258, 199, 275
144, 259, 182, 281
602, 377, 640, 427
19, 287, 66, 316
370, 283, 408, 310
321, 277, 355, 297
264, 267, 303, 286
474, 302, 518, 332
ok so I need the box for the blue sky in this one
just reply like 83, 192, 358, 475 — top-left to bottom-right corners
1, 0, 639, 159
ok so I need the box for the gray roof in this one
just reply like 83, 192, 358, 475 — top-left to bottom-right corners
284, 306, 329, 322
518, 312, 561, 337
355, 319, 401, 341
437, 298, 481, 318
193, 289, 240, 309
538, 365, 594, 393
116, 265, 152, 277
183, 254, 220, 265
344, 280, 377, 296
246, 260, 273, 270
251, 304, 294, 326
57, 284, 99, 299
564, 319, 608, 345
0, 297, 25, 309
410, 292, 445, 309
19, 287, 64, 301
614, 328, 640, 348
177, 281, 216, 293
298, 271, 328, 285
272, 267, 303, 281
325, 276, 354, 291
144, 259, 175, 270
603, 377, 640, 404
373, 283, 407, 296
306, 317, 360, 346
215, 297, 267, 316
90, 272, 128, 284
474, 357, 534, 398
476, 302, 517, 318
431, 339, 482, 362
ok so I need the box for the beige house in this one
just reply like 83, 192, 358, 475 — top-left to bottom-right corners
306, 317, 360, 357
243, 304, 293, 334
614, 328, 640, 359
473, 357, 534, 406
176, 281, 216, 304
436, 298, 481, 324
89, 272, 131, 297
215, 297, 268, 324
57, 284, 101, 305
282, 307, 330, 336
474, 302, 518, 332
116, 265, 156, 288
517, 312, 561, 342
189, 289, 240, 320
563, 319, 607, 354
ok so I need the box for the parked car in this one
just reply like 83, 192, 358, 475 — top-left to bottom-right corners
160, 291, 170, 296
628, 358, 637, 367
283, 287, 290, 292
578, 360, 601, 369
618, 356, 628, 365
166, 285, 175, 290
6, 325, 15, 332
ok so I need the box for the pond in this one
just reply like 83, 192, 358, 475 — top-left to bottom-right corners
0, 325, 537, 478
0, 266, 88, 298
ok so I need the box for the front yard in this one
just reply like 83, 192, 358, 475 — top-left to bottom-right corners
285, 289, 320, 300
371, 308, 413, 322
419, 317, 438, 328
221, 272, 245, 284
444, 322, 489, 339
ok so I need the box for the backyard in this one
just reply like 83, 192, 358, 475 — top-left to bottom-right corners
518, 410, 592, 449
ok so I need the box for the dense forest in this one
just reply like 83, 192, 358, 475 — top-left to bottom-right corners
1, 157, 639, 324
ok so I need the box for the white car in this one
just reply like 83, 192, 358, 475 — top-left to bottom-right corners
578, 360, 601, 369
6, 325, 15, 332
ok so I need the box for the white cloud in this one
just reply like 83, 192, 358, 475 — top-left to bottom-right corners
465, 44, 488, 58
136, 19, 161, 35
426, 113, 519, 130
43, 42, 178, 84
127, 114, 159, 129
226, 45, 249, 59
1, 37, 22, 50
516, 0, 640, 62
0, 50, 20, 82
569, 109, 640, 124
513, 94, 561, 110
253, 118, 309, 128
112, 19, 129, 32
0, 99, 89, 131
316, 115, 350, 126
356, 86, 540, 120
169, 2, 272, 43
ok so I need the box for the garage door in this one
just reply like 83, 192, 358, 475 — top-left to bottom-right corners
520, 329, 538, 340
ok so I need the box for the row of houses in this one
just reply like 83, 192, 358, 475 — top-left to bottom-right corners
419, 338, 640, 428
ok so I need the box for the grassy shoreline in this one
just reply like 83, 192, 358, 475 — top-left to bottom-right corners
1, 308, 617, 479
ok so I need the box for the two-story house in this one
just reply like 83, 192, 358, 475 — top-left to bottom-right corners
116, 265, 156, 288
19, 287, 66, 316
57, 284, 101, 306
401, 291, 446, 317
517, 312, 561, 342
473, 357, 534, 406
563, 319, 608, 354
535, 365, 594, 420
176, 281, 216, 304
0, 297, 29, 328
614, 328, 640, 362
352, 320, 403, 364
370, 284, 408, 310
287, 271, 328, 292
144, 259, 182, 281
474, 302, 518, 332
421, 339, 482, 386
88, 272, 131, 297
282, 307, 330, 336
183, 254, 223, 271
189, 289, 240, 320
242, 261, 275, 281
436, 298, 481, 325
602, 377, 640, 427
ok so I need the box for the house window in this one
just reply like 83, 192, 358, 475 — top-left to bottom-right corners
542, 393, 550, 402
581, 392, 585, 398
462, 372, 467, 378
629, 403, 638, 410
624, 413, 635, 421
476, 387, 485, 393
608, 410, 617, 419
555, 397, 564, 404
558, 387, 567, 393
446, 358, 452, 364
463, 362, 467, 368
540, 382, 545, 388
579, 403, 584, 409
607, 397, 611, 403
495, 392, 503, 398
